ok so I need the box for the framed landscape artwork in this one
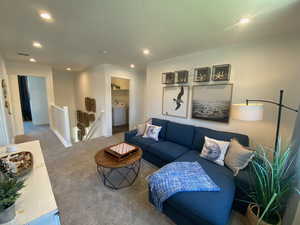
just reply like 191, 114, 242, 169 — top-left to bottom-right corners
192, 84, 233, 123
194, 67, 211, 82
162, 86, 189, 118
212, 64, 231, 81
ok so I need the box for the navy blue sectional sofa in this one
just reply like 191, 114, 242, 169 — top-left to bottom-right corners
125, 118, 251, 225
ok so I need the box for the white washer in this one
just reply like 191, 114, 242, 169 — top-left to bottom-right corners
112, 105, 127, 126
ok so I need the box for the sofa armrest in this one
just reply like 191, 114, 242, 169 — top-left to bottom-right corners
125, 129, 138, 142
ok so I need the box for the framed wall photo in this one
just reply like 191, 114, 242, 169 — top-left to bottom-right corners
162, 86, 189, 118
192, 84, 233, 123
162, 72, 175, 84
194, 67, 211, 82
175, 70, 189, 84
212, 64, 231, 81
85, 97, 92, 111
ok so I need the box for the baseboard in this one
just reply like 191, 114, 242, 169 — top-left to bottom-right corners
50, 128, 72, 148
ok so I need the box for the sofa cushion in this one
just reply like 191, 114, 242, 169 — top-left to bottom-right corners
128, 135, 157, 151
143, 123, 162, 141
192, 127, 249, 152
166, 121, 194, 148
164, 151, 235, 225
152, 118, 168, 139
148, 141, 190, 163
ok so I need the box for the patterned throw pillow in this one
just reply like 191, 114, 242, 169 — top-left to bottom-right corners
225, 139, 255, 176
200, 136, 230, 166
143, 123, 162, 141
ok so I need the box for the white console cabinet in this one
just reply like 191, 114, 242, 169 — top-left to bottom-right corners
0, 141, 61, 225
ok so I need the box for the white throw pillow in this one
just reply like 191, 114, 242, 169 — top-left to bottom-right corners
200, 136, 230, 166
136, 123, 147, 136
135, 119, 152, 136
143, 123, 162, 141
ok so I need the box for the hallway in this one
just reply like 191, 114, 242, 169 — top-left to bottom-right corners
23, 121, 49, 135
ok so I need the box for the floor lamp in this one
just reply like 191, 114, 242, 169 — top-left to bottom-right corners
232, 90, 298, 155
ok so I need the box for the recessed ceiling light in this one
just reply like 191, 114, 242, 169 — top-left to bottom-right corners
103, 50, 108, 54
40, 12, 52, 21
33, 41, 42, 48
239, 18, 251, 24
143, 49, 150, 55
29, 58, 36, 63
66, 68, 71, 71
130, 64, 135, 68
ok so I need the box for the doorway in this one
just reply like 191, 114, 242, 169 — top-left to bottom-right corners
111, 77, 129, 134
18, 75, 49, 134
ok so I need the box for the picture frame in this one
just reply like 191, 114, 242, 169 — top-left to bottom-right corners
175, 70, 189, 84
191, 84, 233, 123
85, 97, 92, 111
194, 67, 211, 82
212, 64, 231, 81
162, 86, 189, 118
161, 72, 175, 84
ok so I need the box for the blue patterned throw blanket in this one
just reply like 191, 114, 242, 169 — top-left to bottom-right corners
148, 162, 220, 211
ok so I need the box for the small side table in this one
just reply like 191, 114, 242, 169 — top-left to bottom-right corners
94, 145, 142, 190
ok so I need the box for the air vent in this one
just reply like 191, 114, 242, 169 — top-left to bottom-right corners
18, 52, 30, 57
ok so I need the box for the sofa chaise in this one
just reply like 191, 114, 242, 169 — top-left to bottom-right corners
125, 118, 251, 225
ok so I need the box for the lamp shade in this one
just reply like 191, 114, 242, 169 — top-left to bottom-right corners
231, 104, 264, 121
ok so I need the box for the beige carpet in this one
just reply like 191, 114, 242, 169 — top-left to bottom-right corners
25, 125, 246, 225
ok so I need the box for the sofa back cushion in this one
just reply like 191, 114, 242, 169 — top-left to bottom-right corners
166, 121, 194, 148
151, 118, 169, 139
192, 127, 249, 152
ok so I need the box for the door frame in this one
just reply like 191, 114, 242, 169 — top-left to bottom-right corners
9, 74, 54, 135
105, 74, 132, 136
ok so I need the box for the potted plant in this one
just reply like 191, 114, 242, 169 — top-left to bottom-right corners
246, 141, 296, 225
0, 175, 24, 223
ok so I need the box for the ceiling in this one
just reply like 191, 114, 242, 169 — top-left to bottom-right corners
0, 0, 300, 72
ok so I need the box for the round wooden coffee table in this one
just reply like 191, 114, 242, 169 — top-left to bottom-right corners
95, 146, 142, 190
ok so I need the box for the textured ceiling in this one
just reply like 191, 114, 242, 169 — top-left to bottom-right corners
0, 0, 299, 72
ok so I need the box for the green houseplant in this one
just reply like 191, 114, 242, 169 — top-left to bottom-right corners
0, 174, 24, 223
246, 141, 296, 225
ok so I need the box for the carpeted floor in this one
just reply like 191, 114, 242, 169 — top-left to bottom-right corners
26, 125, 246, 225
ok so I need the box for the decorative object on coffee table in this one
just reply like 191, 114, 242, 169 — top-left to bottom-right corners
105, 143, 138, 161
194, 67, 211, 82
212, 64, 231, 81
95, 143, 142, 190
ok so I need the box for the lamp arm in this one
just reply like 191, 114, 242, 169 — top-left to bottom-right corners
246, 99, 298, 113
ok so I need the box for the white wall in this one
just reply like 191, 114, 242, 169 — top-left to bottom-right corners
6, 61, 55, 135
104, 64, 145, 136
52, 70, 77, 130
27, 76, 49, 125
75, 64, 146, 137
74, 64, 106, 138
0, 54, 13, 145
146, 34, 300, 147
